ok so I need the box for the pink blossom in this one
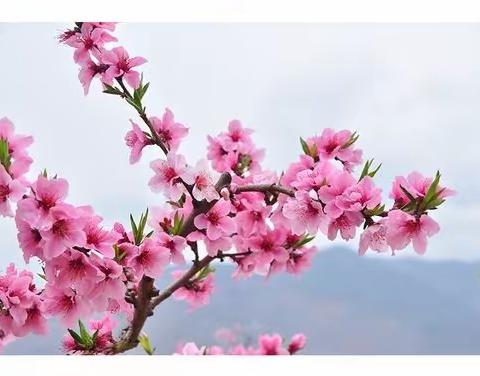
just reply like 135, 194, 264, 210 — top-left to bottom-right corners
384, 210, 440, 254
172, 270, 215, 310
150, 109, 189, 152
0, 265, 46, 337
235, 199, 270, 236
66, 23, 117, 65
258, 334, 289, 355
291, 160, 334, 192
83, 216, 119, 257
18, 174, 69, 223
283, 191, 327, 235
359, 223, 390, 255
127, 238, 170, 278
327, 210, 364, 241
0, 117, 33, 178
101, 46, 147, 89
149, 153, 188, 200
0, 165, 25, 217
78, 56, 109, 95
288, 333, 307, 354
39, 204, 88, 260
317, 171, 357, 218
223, 120, 254, 151
336, 176, 382, 212
15, 217, 43, 262
285, 246, 317, 275
88, 314, 116, 352
175, 342, 206, 355
206, 135, 236, 172
248, 229, 289, 267
42, 285, 91, 326
45, 249, 101, 293
182, 159, 219, 202
204, 236, 233, 257
90, 255, 126, 307
194, 200, 236, 241
390, 171, 455, 207
232, 253, 257, 279
125, 120, 150, 164
281, 155, 315, 188
310, 128, 362, 167
155, 232, 187, 264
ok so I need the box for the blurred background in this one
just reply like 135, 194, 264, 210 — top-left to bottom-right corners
0, 23, 479, 354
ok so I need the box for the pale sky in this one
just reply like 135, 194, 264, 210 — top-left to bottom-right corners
0, 23, 478, 268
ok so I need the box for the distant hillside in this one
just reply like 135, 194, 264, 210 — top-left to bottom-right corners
5, 246, 480, 355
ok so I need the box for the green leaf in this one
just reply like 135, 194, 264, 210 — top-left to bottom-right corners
138, 208, 149, 237
139, 333, 155, 355
140, 82, 150, 100
196, 265, 215, 280
359, 159, 372, 181
0, 139, 11, 170
102, 84, 123, 96
126, 97, 143, 113
363, 204, 385, 217
68, 329, 84, 347
130, 214, 139, 245
171, 212, 184, 235
300, 137, 310, 155
293, 234, 315, 249
91, 329, 99, 347
421, 171, 441, 210
341, 131, 359, 149
78, 320, 92, 346
368, 163, 382, 178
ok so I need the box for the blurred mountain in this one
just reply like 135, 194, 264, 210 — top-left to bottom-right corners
4, 246, 480, 355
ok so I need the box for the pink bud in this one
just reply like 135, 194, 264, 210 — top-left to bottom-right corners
220, 187, 230, 200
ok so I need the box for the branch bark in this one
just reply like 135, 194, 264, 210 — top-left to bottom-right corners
234, 183, 295, 197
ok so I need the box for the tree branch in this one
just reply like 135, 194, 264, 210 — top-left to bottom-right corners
234, 183, 295, 197
111, 172, 232, 354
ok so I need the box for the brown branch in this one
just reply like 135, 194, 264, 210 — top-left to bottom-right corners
151, 255, 214, 309
112, 276, 155, 354
234, 183, 295, 197
111, 172, 232, 354
115, 77, 169, 155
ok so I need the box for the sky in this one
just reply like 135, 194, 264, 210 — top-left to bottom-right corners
0, 23, 479, 270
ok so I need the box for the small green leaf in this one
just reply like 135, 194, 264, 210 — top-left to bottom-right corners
196, 265, 215, 280
171, 212, 184, 235
140, 82, 150, 99
341, 131, 359, 149
102, 84, 123, 96
292, 234, 315, 249
91, 329, 99, 347
359, 159, 372, 181
300, 137, 310, 155
421, 171, 441, 210
368, 163, 382, 178
0, 139, 11, 170
78, 320, 92, 346
68, 329, 84, 347
139, 333, 155, 355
